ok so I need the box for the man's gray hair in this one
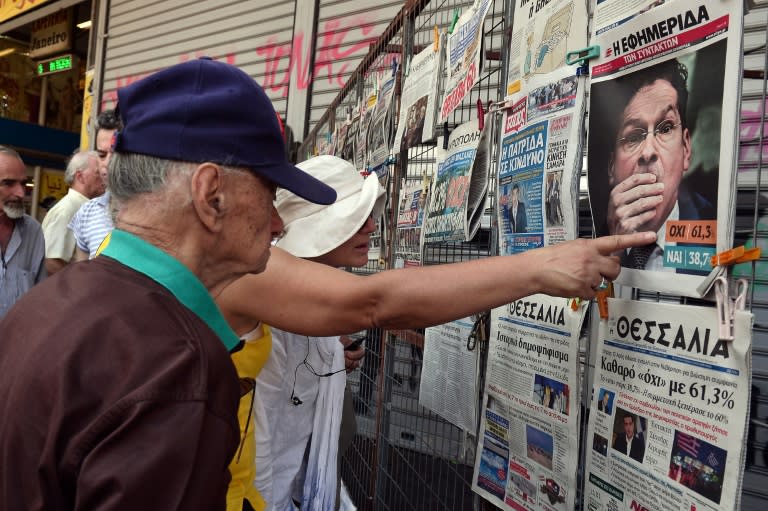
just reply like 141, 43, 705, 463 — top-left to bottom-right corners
108, 152, 179, 202
0, 145, 23, 161
65, 150, 99, 185
108, 152, 248, 203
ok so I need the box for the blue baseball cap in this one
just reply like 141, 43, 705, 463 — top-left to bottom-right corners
113, 58, 336, 205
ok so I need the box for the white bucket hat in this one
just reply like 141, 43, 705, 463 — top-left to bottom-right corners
275, 155, 386, 258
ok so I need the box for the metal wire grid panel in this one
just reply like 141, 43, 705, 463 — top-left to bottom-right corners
298, 0, 768, 509
736, 4, 768, 508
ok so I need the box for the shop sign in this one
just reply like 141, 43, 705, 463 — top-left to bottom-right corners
29, 8, 72, 59
36, 53, 73, 76
0, 0, 54, 24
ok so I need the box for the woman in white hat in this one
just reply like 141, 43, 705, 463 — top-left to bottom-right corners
255, 155, 385, 511
216, 162, 654, 511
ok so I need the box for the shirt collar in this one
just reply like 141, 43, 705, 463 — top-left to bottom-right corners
96, 191, 111, 206
100, 229, 240, 351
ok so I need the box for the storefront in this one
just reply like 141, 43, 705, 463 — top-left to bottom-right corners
0, 0, 92, 220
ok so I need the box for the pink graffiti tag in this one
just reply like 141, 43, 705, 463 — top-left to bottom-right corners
739, 98, 768, 165
257, 16, 378, 98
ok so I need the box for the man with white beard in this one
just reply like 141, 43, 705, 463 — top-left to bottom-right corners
0, 146, 46, 318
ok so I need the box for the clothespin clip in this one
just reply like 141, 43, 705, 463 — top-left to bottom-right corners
477, 99, 486, 131
699, 245, 761, 297
565, 45, 600, 65
710, 245, 761, 267
433, 26, 440, 52
448, 8, 460, 34
570, 298, 583, 311
443, 121, 449, 149
595, 281, 614, 320
714, 277, 749, 341
576, 65, 590, 76
391, 57, 398, 78
488, 99, 513, 115
403, 55, 411, 77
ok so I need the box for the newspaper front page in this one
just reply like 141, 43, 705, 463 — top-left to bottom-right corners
368, 75, 397, 177
440, 0, 492, 120
419, 317, 479, 432
585, 298, 752, 511
392, 42, 442, 155
423, 118, 490, 243
497, 0, 588, 255
355, 92, 377, 171
472, 295, 587, 510
586, 0, 743, 297
394, 179, 429, 268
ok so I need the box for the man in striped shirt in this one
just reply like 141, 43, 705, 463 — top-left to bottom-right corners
69, 109, 120, 259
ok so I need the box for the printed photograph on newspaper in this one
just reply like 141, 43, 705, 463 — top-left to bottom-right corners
587, 0, 743, 297
584, 298, 752, 511
472, 295, 587, 510
423, 118, 489, 243
419, 317, 479, 432
440, 0, 492, 120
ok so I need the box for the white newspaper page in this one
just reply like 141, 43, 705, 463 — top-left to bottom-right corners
394, 179, 429, 268
355, 92, 377, 171
497, 83, 583, 255
505, 0, 589, 97
586, 0, 743, 297
368, 75, 397, 177
472, 295, 587, 510
440, 0, 492, 120
584, 298, 753, 511
423, 119, 485, 243
419, 317, 479, 432
496, 0, 588, 256
393, 43, 442, 154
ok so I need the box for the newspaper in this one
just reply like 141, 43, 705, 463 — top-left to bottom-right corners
440, 0, 492, 120
584, 298, 753, 511
504, 0, 588, 97
394, 179, 430, 268
392, 42, 442, 156
355, 92, 377, 171
472, 295, 587, 510
497, 0, 588, 256
419, 317, 479, 433
340, 110, 359, 163
368, 75, 397, 177
315, 121, 332, 156
586, 0, 743, 297
422, 118, 491, 243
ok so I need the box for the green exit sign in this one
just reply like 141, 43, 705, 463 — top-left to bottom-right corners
36, 54, 73, 76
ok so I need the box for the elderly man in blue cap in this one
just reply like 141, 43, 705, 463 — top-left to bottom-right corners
0, 58, 335, 511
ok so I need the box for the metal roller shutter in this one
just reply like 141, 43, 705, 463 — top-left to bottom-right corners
100, 0, 296, 119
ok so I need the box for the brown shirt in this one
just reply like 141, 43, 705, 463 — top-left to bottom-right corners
0, 256, 240, 510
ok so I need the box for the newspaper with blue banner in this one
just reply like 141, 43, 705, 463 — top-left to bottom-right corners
472, 295, 587, 510
584, 298, 752, 511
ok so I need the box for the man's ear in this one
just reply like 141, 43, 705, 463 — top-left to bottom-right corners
681, 127, 692, 172
190, 163, 224, 233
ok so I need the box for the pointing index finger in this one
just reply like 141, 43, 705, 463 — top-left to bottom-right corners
594, 232, 657, 255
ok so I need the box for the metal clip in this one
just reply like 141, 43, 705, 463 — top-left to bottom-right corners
565, 45, 600, 65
